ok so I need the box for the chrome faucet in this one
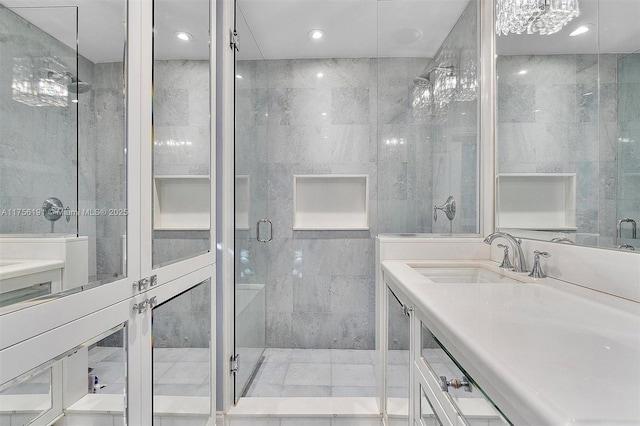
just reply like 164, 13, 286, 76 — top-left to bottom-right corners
528, 250, 551, 279
483, 232, 528, 273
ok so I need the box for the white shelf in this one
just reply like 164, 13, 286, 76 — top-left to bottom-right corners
293, 174, 369, 230
153, 175, 210, 230
235, 175, 250, 230
497, 173, 576, 231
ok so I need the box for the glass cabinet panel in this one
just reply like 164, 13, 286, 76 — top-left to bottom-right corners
0, 0, 128, 312
420, 385, 443, 426
387, 286, 410, 424
64, 325, 128, 425
152, 0, 211, 267
420, 322, 510, 425
0, 367, 52, 426
152, 279, 211, 425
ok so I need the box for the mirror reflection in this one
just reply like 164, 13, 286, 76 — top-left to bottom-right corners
0, 324, 126, 425
152, 279, 211, 425
0, 366, 52, 425
495, 0, 640, 252
152, 0, 211, 268
0, 0, 127, 312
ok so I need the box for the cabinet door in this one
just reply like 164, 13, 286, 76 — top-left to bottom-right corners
386, 286, 411, 425
418, 321, 511, 426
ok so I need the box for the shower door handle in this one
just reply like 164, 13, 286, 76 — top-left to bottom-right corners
257, 219, 273, 243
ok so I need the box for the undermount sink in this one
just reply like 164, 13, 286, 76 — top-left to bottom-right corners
413, 267, 522, 284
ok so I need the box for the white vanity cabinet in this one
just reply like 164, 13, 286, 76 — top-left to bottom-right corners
414, 315, 510, 426
384, 279, 510, 426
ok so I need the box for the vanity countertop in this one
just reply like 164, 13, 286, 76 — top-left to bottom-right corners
0, 259, 64, 281
382, 259, 640, 425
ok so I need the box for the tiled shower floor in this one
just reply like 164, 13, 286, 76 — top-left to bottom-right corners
243, 348, 380, 398
89, 346, 210, 396
90, 346, 406, 399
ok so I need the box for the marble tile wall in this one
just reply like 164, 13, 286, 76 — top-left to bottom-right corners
496, 54, 619, 244
262, 57, 381, 349
152, 280, 211, 348
152, 60, 211, 267
427, 0, 479, 235
92, 62, 127, 281
0, 5, 78, 235
0, 6, 127, 283
379, 0, 479, 235
236, 1, 479, 349
236, 58, 381, 349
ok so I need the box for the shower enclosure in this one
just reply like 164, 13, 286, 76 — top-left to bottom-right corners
232, 0, 480, 405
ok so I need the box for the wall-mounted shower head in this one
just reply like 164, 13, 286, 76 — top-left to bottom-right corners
46, 70, 92, 94
67, 75, 91, 94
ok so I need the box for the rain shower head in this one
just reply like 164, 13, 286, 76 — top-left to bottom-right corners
67, 75, 91, 94
46, 70, 92, 94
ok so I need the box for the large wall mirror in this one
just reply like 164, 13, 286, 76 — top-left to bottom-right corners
152, 0, 211, 268
0, 0, 127, 312
495, 0, 640, 252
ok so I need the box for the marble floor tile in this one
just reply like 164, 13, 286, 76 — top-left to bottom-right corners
280, 385, 331, 397
331, 349, 374, 364
284, 363, 331, 386
100, 348, 125, 362
290, 348, 331, 363
252, 361, 289, 386
245, 383, 283, 397
331, 386, 377, 397
332, 364, 376, 387
155, 362, 209, 385
243, 349, 377, 398
262, 348, 294, 363
387, 350, 410, 365
153, 348, 192, 362
153, 383, 210, 397
180, 348, 210, 362
88, 346, 121, 363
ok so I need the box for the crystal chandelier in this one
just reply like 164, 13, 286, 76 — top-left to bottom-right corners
12, 56, 69, 108
496, 0, 580, 36
412, 77, 434, 122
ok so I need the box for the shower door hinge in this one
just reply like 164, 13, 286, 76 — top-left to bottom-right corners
402, 305, 413, 316
230, 354, 240, 375
230, 29, 239, 51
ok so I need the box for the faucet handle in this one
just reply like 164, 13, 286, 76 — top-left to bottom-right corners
528, 251, 550, 278
497, 244, 513, 269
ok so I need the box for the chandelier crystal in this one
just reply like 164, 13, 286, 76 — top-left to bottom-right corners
496, 0, 579, 36
12, 56, 69, 108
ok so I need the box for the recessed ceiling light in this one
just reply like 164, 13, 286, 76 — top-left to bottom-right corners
309, 29, 325, 40
175, 31, 193, 41
518, 69, 528, 75
569, 25, 592, 37
394, 28, 422, 44
236, 75, 243, 79
317, 72, 324, 78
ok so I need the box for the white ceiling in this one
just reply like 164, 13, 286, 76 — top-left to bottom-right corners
236, 0, 470, 60
2, 0, 639, 64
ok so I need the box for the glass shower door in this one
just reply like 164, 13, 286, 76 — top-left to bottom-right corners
233, 3, 269, 401
617, 51, 640, 249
